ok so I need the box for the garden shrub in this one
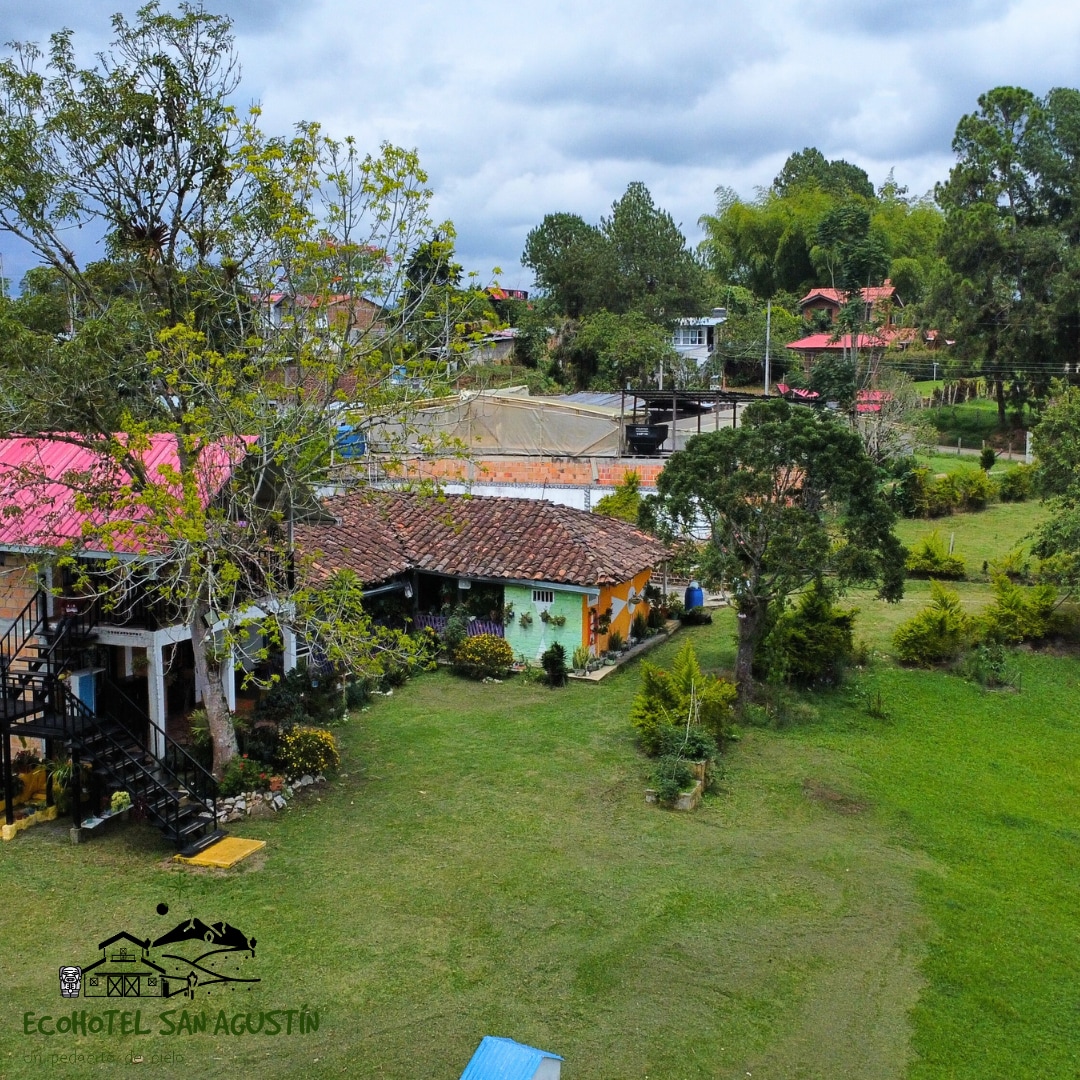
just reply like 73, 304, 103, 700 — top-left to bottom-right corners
254, 663, 342, 731
220, 754, 273, 797
905, 531, 966, 579
987, 549, 1031, 583
541, 642, 568, 687
344, 678, 370, 709
631, 612, 648, 641
650, 755, 695, 805
889, 466, 976, 516
646, 605, 665, 630
893, 580, 972, 666
630, 663, 682, 755
441, 605, 471, 657
762, 579, 856, 686
927, 472, 960, 516
956, 467, 996, 510
630, 642, 736, 754
276, 725, 340, 776
961, 643, 1020, 690
981, 577, 1057, 644
998, 463, 1035, 502
980, 446, 997, 471
657, 724, 717, 762
451, 633, 514, 679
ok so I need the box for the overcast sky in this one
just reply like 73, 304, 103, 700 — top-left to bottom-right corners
5, 0, 1080, 291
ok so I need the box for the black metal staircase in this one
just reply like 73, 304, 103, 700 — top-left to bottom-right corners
1, 588, 221, 851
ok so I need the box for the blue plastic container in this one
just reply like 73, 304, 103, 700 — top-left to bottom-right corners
684, 581, 704, 610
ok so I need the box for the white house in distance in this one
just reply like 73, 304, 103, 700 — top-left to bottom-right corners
671, 308, 727, 366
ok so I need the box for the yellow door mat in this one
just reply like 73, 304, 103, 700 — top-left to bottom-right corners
174, 837, 266, 868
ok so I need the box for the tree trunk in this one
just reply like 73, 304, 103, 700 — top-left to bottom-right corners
995, 377, 1007, 426
190, 602, 238, 779
734, 596, 768, 703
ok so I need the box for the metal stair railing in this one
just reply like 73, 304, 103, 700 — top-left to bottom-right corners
62, 682, 218, 843
97, 676, 219, 824
0, 588, 49, 700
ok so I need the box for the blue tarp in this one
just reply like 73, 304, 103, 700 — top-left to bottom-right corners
459, 1036, 562, 1080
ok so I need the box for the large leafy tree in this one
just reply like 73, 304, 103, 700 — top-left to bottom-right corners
699, 162, 943, 305
772, 147, 875, 200
521, 211, 618, 319
647, 399, 904, 699
0, 3, 459, 775
600, 181, 708, 321
935, 86, 1080, 421
567, 309, 680, 389
1032, 383, 1080, 587
521, 184, 706, 323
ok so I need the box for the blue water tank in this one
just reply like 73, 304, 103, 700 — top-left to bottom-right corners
336, 424, 367, 458
684, 580, 704, 610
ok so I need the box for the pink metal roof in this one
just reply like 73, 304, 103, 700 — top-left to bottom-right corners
786, 332, 889, 351
0, 434, 252, 555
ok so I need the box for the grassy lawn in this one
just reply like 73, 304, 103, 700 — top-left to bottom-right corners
922, 399, 1033, 451
913, 452, 1026, 475
893, 500, 1047, 572
3, 598, 1078, 1078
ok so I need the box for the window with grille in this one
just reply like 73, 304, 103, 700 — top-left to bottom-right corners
532, 589, 554, 605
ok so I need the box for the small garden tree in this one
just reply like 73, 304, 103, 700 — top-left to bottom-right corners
647, 398, 904, 700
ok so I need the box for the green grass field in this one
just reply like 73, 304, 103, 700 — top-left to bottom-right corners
914, 452, 1026, 475
2, 524, 1077, 1079
922, 399, 1033, 451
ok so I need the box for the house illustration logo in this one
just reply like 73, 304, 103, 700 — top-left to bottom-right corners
62, 910, 258, 1000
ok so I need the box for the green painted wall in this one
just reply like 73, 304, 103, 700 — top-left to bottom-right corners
503, 584, 585, 662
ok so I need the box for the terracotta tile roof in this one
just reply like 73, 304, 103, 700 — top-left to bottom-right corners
294, 490, 669, 587
798, 281, 900, 307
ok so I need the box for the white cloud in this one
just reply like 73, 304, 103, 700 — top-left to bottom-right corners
4, 0, 1080, 288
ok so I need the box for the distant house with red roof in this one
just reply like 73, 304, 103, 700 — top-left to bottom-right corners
799, 281, 902, 327
784, 331, 892, 378
256, 292, 382, 342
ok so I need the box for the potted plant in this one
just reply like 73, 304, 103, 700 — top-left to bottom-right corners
518, 611, 533, 628
571, 645, 590, 675
608, 629, 625, 655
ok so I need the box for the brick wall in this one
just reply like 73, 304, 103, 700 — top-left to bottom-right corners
0, 556, 40, 624
393, 457, 666, 489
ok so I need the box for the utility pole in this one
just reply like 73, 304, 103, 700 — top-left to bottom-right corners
764, 300, 771, 395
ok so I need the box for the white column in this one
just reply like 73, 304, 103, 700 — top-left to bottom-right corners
283, 627, 298, 674
122, 646, 134, 678
146, 642, 167, 759
224, 645, 236, 713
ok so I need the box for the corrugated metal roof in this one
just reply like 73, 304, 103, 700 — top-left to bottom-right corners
459, 1036, 561, 1080
0, 433, 251, 555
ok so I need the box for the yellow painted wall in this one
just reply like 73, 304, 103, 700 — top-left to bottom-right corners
594, 568, 653, 653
